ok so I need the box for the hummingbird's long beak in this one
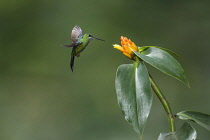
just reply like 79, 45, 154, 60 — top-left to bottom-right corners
92, 36, 105, 41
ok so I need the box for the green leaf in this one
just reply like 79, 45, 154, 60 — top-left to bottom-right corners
115, 61, 152, 139
158, 122, 197, 140
177, 111, 210, 131
139, 46, 183, 59
134, 47, 189, 87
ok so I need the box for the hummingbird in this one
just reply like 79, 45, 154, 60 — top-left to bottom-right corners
63, 25, 104, 72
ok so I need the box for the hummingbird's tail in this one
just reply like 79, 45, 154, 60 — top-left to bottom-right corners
70, 51, 75, 72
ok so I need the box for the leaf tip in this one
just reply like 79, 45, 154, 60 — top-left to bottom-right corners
184, 80, 190, 88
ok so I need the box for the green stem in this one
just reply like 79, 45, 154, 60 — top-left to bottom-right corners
149, 75, 176, 132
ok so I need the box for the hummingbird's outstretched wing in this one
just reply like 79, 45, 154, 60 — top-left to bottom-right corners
71, 25, 82, 43
63, 25, 82, 47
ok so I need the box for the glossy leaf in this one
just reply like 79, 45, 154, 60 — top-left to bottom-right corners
134, 47, 189, 87
177, 111, 210, 131
158, 122, 197, 140
115, 61, 152, 139
138, 46, 182, 59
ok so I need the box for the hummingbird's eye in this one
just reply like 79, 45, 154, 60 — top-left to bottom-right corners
88, 34, 92, 37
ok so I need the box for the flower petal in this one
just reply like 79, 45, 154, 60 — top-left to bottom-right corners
130, 42, 138, 52
123, 52, 132, 59
113, 44, 125, 52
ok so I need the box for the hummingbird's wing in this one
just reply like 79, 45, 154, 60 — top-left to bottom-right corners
63, 26, 82, 47
71, 25, 82, 43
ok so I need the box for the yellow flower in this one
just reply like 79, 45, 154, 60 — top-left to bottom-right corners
113, 36, 138, 60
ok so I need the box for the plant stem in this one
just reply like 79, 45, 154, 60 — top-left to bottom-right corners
149, 75, 176, 132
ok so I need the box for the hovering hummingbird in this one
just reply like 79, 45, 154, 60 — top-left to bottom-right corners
63, 25, 104, 72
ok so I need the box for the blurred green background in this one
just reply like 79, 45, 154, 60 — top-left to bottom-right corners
1, 0, 210, 140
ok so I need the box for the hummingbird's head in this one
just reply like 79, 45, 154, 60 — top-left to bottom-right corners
84, 33, 105, 41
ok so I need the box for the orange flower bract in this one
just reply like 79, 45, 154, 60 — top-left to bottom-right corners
113, 36, 138, 60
